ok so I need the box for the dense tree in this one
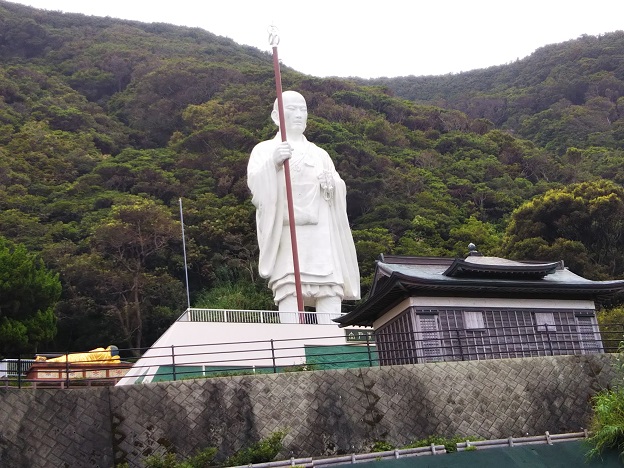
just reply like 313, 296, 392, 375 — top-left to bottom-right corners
89, 198, 184, 351
0, 237, 61, 356
500, 180, 624, 279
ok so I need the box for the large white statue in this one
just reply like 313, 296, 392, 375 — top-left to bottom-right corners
247, 91, 360, 323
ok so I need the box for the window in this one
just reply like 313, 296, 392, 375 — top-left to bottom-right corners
415, 314, 443, 362
463, 311, 485, 329
576, 316, 603, 353
535, 312, 556, 332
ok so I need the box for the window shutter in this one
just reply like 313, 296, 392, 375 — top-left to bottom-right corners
416, 315, 442, 362
576, 316, 603, 353
463, 311, 485, 329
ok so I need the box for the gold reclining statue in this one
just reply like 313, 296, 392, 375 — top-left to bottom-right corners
35, 345, 120, 364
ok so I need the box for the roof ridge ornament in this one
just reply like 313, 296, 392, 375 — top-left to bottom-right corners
467, 243, 482, 257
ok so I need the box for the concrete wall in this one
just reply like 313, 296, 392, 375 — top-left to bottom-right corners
0, 354, 616, 467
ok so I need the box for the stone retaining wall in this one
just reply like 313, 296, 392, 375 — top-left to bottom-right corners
0, 354, 616, 467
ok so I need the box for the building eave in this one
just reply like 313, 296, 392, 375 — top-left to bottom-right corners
335, 271, 624, 327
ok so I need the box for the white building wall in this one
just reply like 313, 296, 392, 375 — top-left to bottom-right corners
118, 321, 351, 385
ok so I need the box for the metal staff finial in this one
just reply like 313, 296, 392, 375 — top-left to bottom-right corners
268, 25, 280, 48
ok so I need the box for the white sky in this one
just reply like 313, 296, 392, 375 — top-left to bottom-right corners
10, 0, 624, 79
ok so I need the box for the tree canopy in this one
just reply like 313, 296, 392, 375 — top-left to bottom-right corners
500, 180, 624, 280
0, 237, 61, 356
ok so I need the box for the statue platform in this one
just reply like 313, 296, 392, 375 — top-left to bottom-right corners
117, 308, 372, 385
26, 361, 133, 388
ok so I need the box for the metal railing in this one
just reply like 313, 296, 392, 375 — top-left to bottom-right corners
0, 359, 35, 378
456, 430, 589, 451
232, 444, 448, 468
3, 324, 623, 389
179, 308, 341, 325
226, 430, 590, 468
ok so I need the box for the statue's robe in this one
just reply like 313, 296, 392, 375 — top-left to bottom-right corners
247, 135, 360, 305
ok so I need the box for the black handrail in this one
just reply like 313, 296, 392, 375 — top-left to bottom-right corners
2, 324, 621, 389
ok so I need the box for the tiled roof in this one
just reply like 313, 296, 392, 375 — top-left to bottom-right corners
336, 255, 624, 327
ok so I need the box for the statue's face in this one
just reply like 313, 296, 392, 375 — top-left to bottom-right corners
281, 92, 307, 135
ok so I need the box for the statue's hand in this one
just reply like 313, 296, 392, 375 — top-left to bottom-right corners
273, 142, 292, 167
318, 170, 335, 202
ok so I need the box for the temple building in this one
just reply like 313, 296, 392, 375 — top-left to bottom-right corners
335, 245, 624, 365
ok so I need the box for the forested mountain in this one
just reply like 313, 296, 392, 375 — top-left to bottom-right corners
363, 32, 624, 154
0, 1, 623, 355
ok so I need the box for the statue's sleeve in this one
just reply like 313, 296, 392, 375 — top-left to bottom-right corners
247, 141, 284, 279
322, 152, 361, 300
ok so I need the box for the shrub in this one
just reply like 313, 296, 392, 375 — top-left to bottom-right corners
587, 387, 624, 459
371, 440, 395, 452
224, 431, 286, 466
403, 435, 482, 453
145, 447, 217, 468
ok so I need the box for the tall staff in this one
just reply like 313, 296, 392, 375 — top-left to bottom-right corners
269, 26, 304, 314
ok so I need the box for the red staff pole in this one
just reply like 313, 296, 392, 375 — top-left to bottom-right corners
269, 26, 305, 316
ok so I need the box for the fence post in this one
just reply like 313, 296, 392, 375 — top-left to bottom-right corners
366, 333, 373, 367
17, 354, 22, 389
270, 339, 277, 373
65, 353, 70, 389
546, 331, 553, 356
456, 330, 465, 361
171, 345, 177, 381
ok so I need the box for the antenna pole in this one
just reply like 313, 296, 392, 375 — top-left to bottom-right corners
179, 198, 191, 309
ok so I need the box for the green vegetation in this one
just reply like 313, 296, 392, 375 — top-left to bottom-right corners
0, 237, 61, 356
366, 32, 624, 156
371, 435, 483, 453
587, 387, 624, 459
140, 431, 285, 468
500, 180, 624, 280
194, 282, 273, 311
224, 431, 286, 466
145, 447, 217, 468
403, 435, 483, 453
597, 307, 624, 352
371, 440, 396, 452
587, 343, 624, 459
0, 2, 623, 354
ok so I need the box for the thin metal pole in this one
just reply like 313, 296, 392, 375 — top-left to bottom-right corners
171, 345, 177, 381
366, 334, 373, 367
269, 26, 304, 315
65, 353, 70, 389
179, 198, 191, 309
456, 329, 465, 361
270, 339, 277, 373
547, 330, 553, 356
17, 354, 22, 389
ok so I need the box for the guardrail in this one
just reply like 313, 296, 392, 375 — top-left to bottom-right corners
0, 358, 35, 378
229, 445, 447, 468
179, 308, 341, 325
456, 430, 589, 451
225, 430, 590, 468
3, 324, 623, 388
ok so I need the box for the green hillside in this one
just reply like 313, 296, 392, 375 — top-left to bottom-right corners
363, 32, 624, 154
0, 1, 623, 354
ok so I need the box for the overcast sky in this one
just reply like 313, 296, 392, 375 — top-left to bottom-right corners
11, 0, 624, 78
